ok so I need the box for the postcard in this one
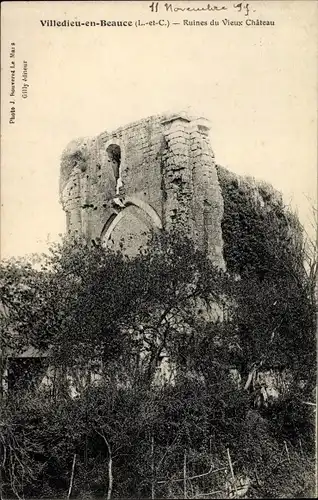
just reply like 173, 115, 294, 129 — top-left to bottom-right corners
1, 1, 316, 499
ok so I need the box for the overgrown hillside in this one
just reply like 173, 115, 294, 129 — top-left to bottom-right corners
0, 195, 316, 498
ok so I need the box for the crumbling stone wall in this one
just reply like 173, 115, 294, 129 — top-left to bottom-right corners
60, 110, 225, 268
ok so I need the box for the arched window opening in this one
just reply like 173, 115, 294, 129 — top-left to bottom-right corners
106, 144, 122, 195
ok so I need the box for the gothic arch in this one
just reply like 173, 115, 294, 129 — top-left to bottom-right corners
101, 197, 162, 247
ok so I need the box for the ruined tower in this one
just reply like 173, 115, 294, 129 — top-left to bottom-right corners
60, 110, 225, 269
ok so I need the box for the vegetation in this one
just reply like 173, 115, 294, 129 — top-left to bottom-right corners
0, 172, 316, 499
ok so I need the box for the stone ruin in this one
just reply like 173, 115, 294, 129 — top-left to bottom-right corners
60, 110, 225, 269
4, 110, 292, 398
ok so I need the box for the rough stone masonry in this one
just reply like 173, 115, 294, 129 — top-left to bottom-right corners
60, 110, 225, 269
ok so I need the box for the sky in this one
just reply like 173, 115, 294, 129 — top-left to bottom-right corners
1, 1, 317, 259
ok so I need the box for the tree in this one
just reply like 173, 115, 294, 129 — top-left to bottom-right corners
0, 225, 315, 498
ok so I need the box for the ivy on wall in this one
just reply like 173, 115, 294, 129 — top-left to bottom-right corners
216, 165, 315, 378
216, 165, 303, 281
